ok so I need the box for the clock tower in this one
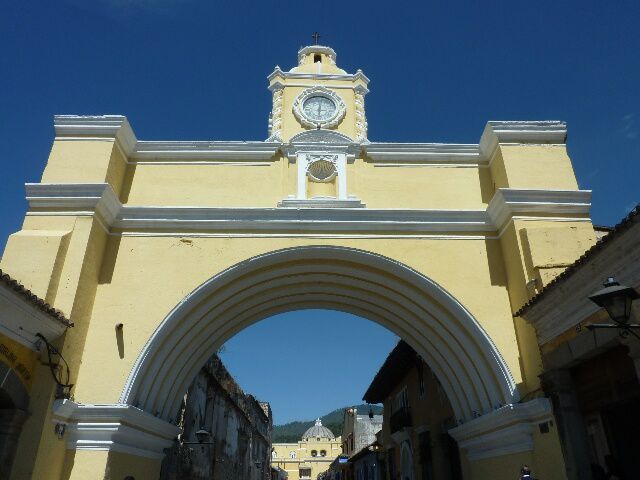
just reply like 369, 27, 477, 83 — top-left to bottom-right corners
267, 44, 369, 143
268, 45, 369, 207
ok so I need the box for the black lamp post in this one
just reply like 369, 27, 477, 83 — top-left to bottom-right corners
181, 429, 215, 446
586, 277, 640, 338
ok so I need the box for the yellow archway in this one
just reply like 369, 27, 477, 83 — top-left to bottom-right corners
121, 246, 517, 424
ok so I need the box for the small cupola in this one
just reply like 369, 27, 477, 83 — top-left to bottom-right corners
294, 45, 344, 74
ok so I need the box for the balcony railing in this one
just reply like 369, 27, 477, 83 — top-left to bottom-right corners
390, 406, 412, 433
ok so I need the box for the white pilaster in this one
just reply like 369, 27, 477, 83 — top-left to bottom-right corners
336, 154, 347, 200
297, 153, 308, 199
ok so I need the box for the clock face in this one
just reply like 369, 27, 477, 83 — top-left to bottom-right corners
302, 96, 337, 122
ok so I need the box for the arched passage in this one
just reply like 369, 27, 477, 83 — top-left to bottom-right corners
120, 246, 518, 424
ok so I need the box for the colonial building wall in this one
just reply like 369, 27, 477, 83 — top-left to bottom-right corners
160, 355, 272, 480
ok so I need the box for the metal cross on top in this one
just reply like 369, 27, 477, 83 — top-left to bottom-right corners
312, 32, 321, 45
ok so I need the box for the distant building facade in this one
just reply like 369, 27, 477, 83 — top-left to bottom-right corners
363, 341, 462, 480
160, 355, 272, 480
272, 418, 342, 480
341, 407, 382, 457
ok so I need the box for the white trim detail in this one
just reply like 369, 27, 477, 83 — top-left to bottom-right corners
487, 189, 592, 229
479, 121, 567, 160
448, 398, 553, 460
131, 141, 280, 161
52, 399, 180, 459
268, 66, 370, 84
26, 183, 121, 226
54, 115, 137, 156
24, 183, 592, 235
52, 117, 570, 166
364, 143, 481, 165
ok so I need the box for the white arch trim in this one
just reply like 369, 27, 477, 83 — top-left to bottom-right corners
120, 246, 518, 423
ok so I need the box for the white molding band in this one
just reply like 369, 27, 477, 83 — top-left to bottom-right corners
487, 189, 591, 229
118, 246, 519, 424
132, 141, 280, 161
52, 399, 180, 459
53, 116, 570, 165
449, 398, 553, 460
479, 121, 567, 160
54, 115, 137, 157
25, 183, 591, 235
365, 143, 481, 165
268, 66, 370, 84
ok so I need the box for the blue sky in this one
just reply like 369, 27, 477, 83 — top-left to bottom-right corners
220, 311, 398, 425
1, 1, 638, 424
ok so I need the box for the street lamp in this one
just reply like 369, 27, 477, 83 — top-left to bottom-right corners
587, 277, 640, 338
180, 429, 215, 446
195, 429, 211, 444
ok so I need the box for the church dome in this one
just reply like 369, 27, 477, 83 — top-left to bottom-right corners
302, 418, 335, 440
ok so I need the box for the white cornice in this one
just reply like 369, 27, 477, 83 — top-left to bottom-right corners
479, 121, 567, 159
26, 183, 120, 226
487, 189, 592, 228
51, 117, 572, 166
364, 143, 481, 165
52, 399, 180, 459
449, 398, 552, 460
268, 68, 370, 84
24, 184, 592, 236
132, 141, 280, 161
54, 115, 137, 156
0, 285, 68, 351
53, 116, 280, 161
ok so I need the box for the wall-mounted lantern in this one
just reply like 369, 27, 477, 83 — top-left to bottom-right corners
587, 277, 640, 339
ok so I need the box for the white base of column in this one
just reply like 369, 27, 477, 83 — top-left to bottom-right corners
448, 398, 552, 460
52, 399, 180, 459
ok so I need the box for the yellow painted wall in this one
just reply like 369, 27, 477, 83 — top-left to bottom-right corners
352, 158, 492, 209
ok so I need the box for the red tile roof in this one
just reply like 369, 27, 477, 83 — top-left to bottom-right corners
0, 269, 72, 327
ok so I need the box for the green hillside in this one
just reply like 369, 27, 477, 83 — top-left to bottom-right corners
272, 404, 383, 443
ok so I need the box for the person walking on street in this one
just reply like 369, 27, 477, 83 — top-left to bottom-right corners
519, 465, 536, 480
